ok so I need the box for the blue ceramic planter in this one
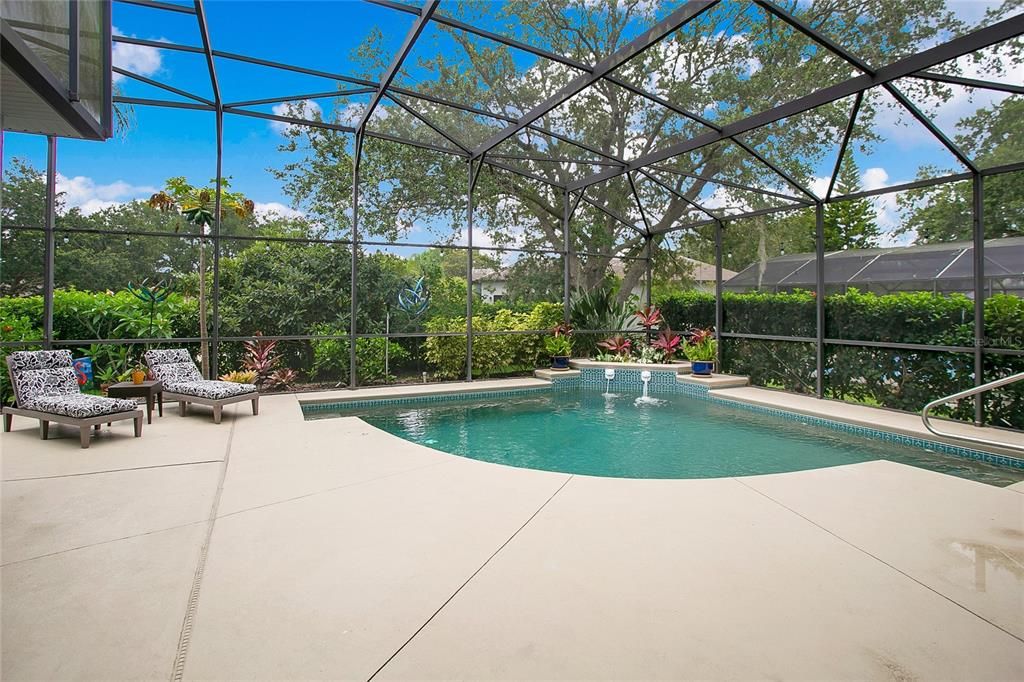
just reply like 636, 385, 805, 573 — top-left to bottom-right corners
550, 355, 571, 370
691, 360, 715, 376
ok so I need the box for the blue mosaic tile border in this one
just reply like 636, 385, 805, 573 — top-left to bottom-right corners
301, 374, 1023, 471
301, 386, 553, 413
549, 374, 582, 390
579, 367, 689, 394
701, 394, 1024, 470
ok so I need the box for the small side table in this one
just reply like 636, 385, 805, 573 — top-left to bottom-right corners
108, 380, 163, 424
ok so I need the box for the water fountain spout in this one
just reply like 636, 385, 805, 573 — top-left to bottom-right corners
604, 368, 615, 397
634, 370, 664, 406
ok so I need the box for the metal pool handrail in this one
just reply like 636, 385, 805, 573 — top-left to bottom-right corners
921, 372, 1024, 454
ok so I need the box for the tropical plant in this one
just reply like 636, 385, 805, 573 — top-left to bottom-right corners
148, 176, 254, 376
683, 328, 718, 363
597, 335, 632, 356
94, 365, 120, 387
635, 344, 664, 364
570, 285, 639, 357
267, 368, 298, 391
544, 335, 572, 357
651, 328, 682, 359
634, 306, 664, 331
77, 342, 133, 388
570, 285, 638, 331
242, 332, 280, 388
220, 369, 257, 384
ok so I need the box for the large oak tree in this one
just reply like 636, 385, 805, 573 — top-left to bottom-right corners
271, 0, 992, 300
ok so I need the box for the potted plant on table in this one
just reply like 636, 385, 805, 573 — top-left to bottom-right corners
683, 328, 717, 376
130, 362, 147, 385
544, 324, 573, 371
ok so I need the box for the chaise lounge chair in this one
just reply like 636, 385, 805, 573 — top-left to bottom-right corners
144, 349, 259, 424
2, 350, 143, 448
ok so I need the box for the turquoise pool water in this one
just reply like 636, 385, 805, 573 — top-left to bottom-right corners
309, 390, 1024, 486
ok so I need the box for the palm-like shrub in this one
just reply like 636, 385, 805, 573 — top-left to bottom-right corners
569, 285, 639, 357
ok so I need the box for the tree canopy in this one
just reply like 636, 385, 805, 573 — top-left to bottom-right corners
898, 97, 1024, 244
269, 0, 1018, 298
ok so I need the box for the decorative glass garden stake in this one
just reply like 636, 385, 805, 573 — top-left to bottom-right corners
396, 277, 431, 383
126, 277, 175, 338
397, 277, 431, 317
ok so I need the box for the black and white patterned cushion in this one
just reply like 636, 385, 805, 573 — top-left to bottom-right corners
23, 393, 139, 418
8, 350, 76, 406
164, 380, 257, 400
145, 348, 194, 366
7, 352, 137, 417
145, 347, 256, 400
152, 362, 203, 386
8, 349, 74, 372
17, 367, 78, 397
145, 350, 203, 385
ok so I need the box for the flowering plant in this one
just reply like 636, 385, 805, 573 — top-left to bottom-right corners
634, 306, 664, 330
683, 328, 717, 362
651, 328, 682, 359
597, 335, 632, 356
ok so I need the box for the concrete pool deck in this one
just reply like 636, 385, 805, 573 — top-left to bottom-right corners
2, 380, 1022, 680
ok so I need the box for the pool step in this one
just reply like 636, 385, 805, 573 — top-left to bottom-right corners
533, 368, 581, 381
677, 373, 750, 390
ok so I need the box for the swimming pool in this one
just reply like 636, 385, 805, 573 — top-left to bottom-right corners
306, 389, 1024, 486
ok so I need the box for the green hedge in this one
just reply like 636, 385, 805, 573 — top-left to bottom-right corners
424, 303, 564, 379
308, 324, 411, 385
4, 288, 1021, 428
1, 290, 199, 403
0, 292, 564, 395
659, 288, 1021, 347
0, 288, 199, 342
659, 290, 1024, 428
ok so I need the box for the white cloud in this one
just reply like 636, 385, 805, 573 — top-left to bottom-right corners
861, 166, 890, 191
809, 175, 831, 198
253, 202, 304, 220
845, 166, 909, 241
53, 171, 308, 228
334, 101, 390, 128
55, 173, 157, 215
270, 99, 323, 134
870, 39, 1022, 157
111, 26, 163, 83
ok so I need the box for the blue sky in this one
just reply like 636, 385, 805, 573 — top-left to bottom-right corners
4, 1, 415, 217
2, 0, 1017, 246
